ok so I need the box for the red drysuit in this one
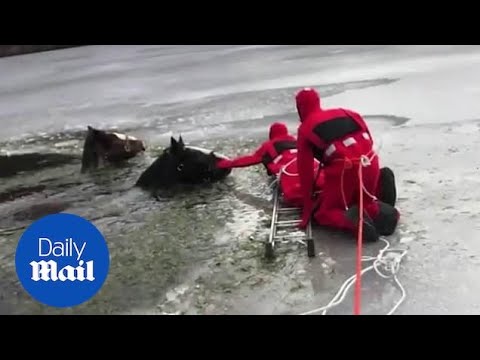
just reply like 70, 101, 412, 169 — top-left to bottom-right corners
217, 122, 298, 176
279, 157, 325, 207
295, 88, 381, 242
217, 122, 326, 206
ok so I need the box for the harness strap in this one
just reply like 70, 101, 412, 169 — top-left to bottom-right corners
336, 150, 378, 211
124, 135, 131, 152
324, 132, 371, 161
272, 149, 297, 164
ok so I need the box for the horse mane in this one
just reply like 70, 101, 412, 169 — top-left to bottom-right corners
183, 145, 229, 160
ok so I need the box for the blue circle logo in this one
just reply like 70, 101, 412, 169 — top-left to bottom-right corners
15, 213, 110, 308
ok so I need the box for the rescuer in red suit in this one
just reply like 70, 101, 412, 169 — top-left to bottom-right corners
217, 122, 298, 176
217, 122, 325, 206
295, 87, 399, 242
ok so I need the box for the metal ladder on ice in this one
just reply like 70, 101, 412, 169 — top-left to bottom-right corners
265, 183, 316, 259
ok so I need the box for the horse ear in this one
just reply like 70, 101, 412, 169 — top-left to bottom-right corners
87, 126, 100, 138
178, 136, 184, 147
171, 136, 184, 154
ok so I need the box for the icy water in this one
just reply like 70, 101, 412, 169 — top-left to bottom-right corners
2, 45, 480, 315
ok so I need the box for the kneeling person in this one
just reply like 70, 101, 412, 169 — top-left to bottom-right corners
216, 122, 297, 176
294, 87, 400, 241
216, 122, 325, 206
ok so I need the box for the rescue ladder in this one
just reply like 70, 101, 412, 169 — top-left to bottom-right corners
265, 181, 316, 259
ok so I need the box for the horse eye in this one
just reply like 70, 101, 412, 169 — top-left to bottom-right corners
177, 163, 184, 171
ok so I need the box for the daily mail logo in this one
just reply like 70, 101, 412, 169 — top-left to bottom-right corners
15, 213, 110, 308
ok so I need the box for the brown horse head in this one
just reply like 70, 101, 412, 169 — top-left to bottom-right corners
81, 126, 146, 173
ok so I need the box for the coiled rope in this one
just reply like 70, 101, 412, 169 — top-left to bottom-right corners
299, 237, 407, 315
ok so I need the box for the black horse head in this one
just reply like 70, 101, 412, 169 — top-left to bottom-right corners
81, 126, 146, 173
135, 136, 231, 191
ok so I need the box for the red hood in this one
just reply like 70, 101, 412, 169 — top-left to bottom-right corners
269, 122, 289, 139
295, 88, 321, 121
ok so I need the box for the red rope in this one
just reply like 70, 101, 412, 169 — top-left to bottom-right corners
354, 162, 364, 315
335, 152, 376, 315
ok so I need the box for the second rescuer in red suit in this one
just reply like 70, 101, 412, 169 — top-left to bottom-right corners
295, 88, 399, 243
216, 122, 298, 176
216, 122, 325, 206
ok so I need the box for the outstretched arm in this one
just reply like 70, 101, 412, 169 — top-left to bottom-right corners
217, 145, 265, 169
297, 129, 315, 229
